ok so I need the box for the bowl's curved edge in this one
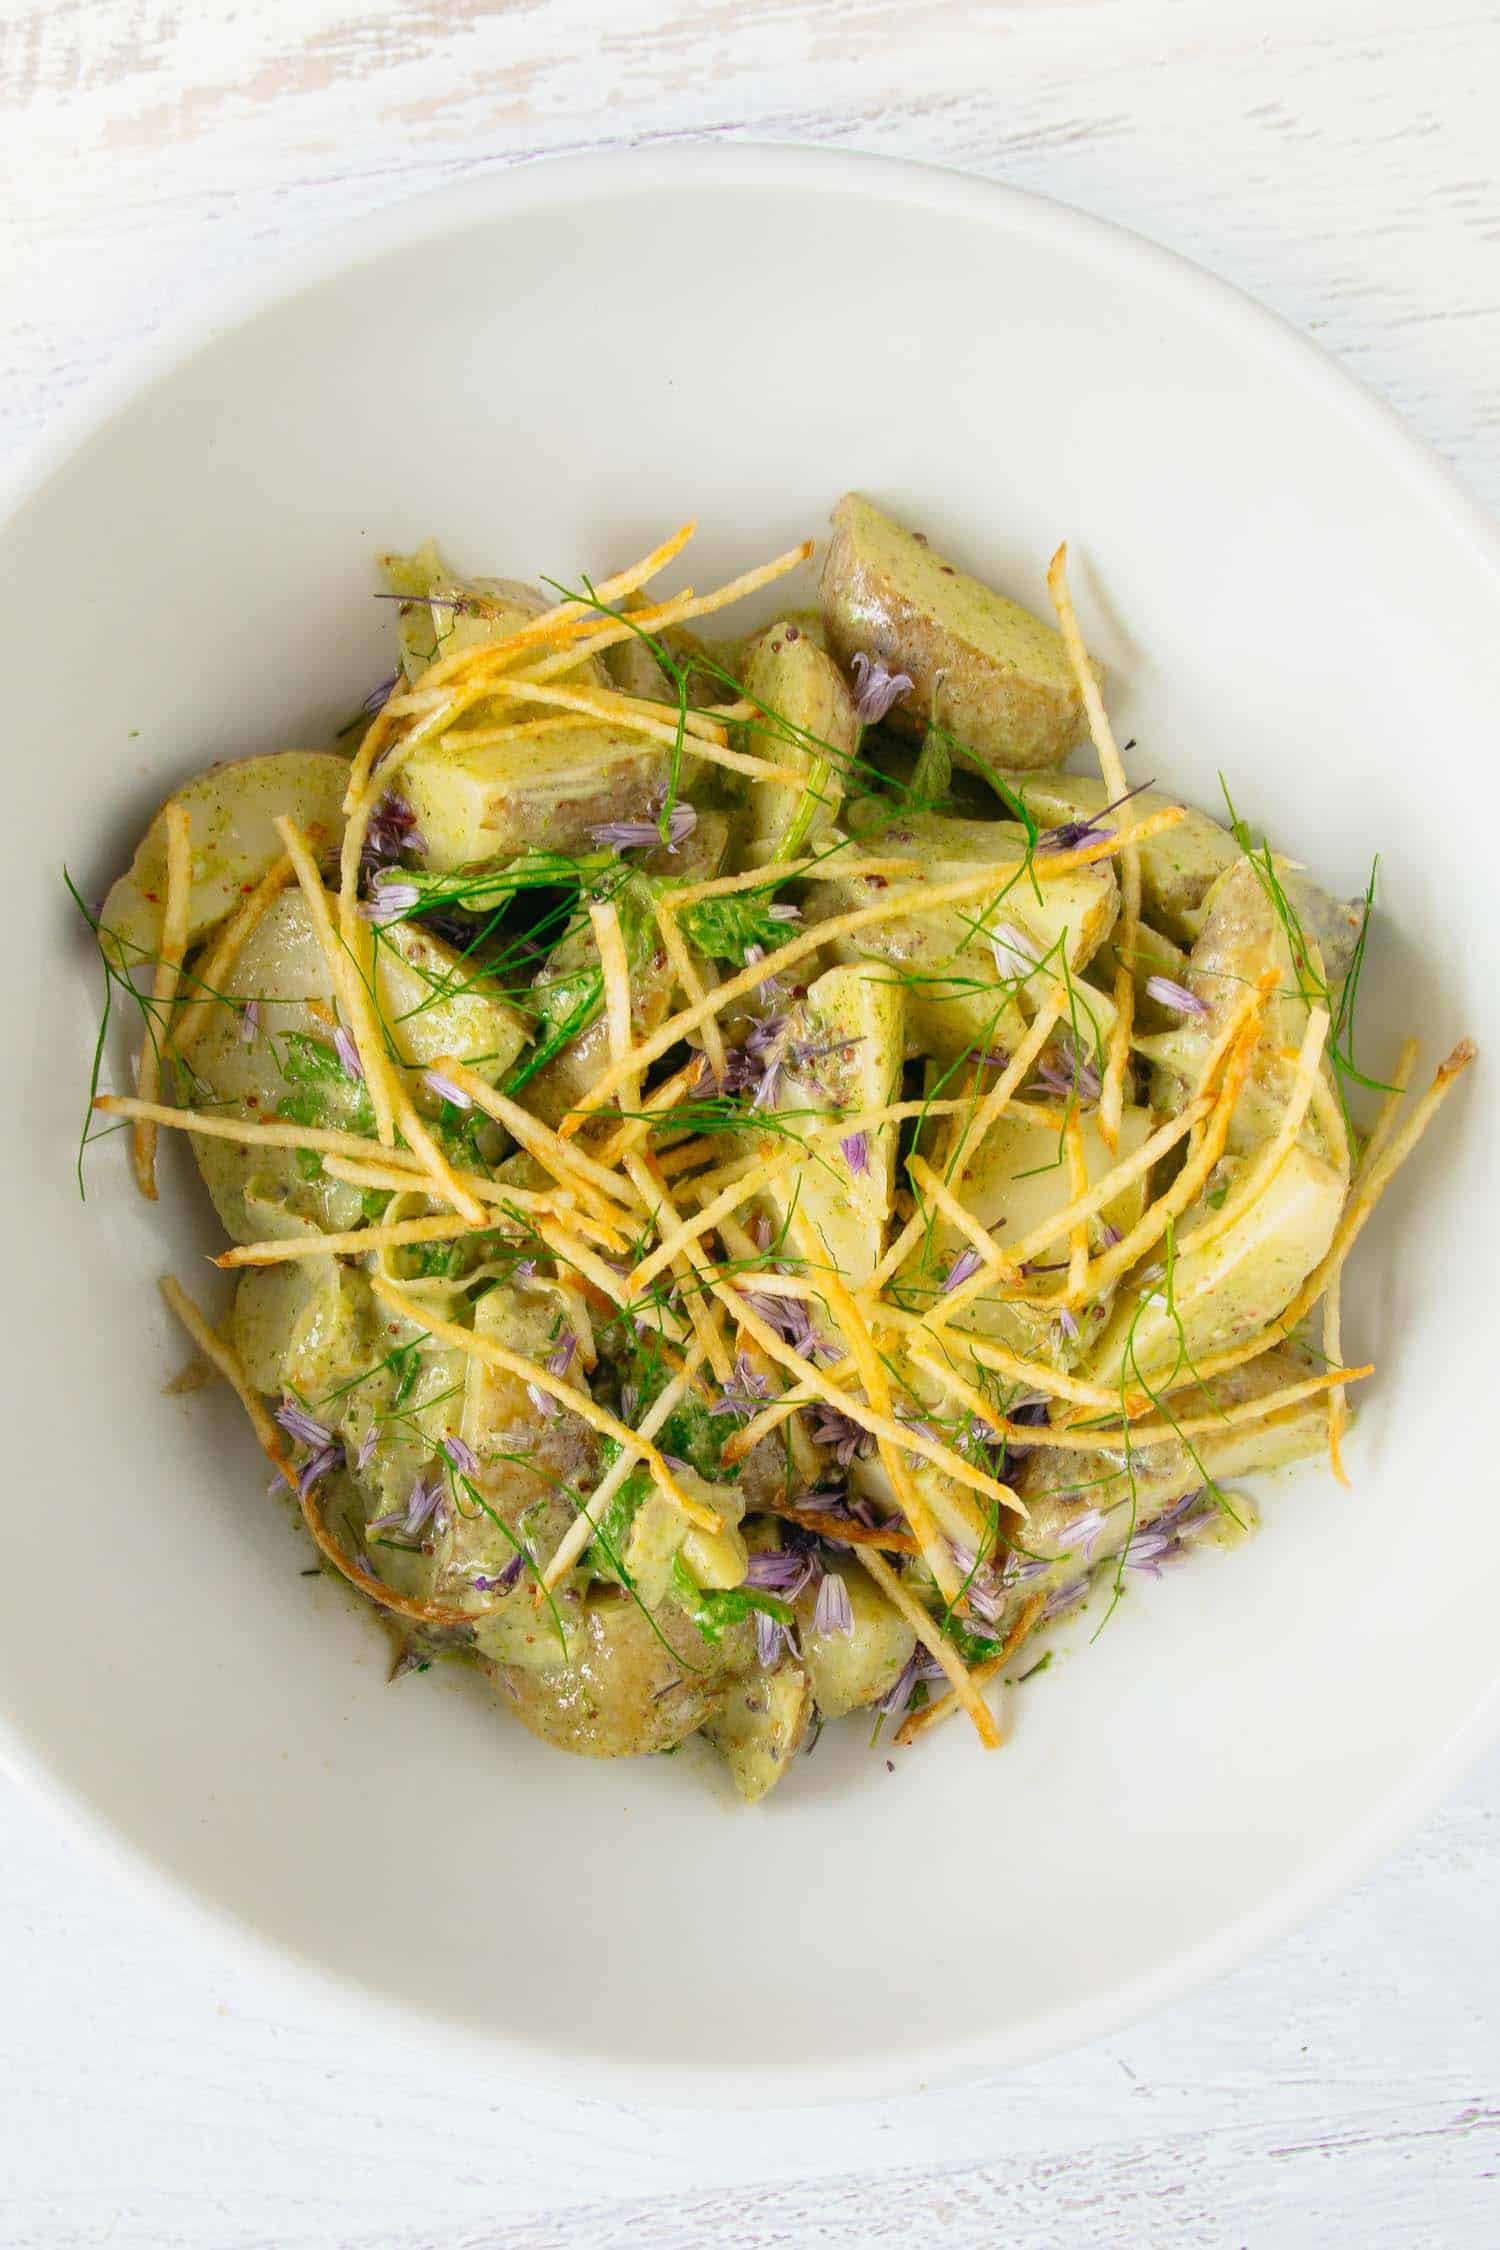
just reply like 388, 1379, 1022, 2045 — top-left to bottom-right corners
3, 139, 1498, 2105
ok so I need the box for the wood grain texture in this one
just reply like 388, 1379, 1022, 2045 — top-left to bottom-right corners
2, 2, 1498, 2244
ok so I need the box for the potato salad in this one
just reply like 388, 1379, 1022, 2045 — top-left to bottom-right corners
82, 498, 1474, 1799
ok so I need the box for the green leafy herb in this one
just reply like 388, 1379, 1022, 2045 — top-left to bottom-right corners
670, 1555, 792, 1646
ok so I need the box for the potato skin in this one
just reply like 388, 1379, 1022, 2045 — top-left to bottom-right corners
486, 1593, 746, 1759
819, 494, 1090, 773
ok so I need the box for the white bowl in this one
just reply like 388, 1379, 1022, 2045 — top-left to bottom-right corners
2, 146, 1495, 2103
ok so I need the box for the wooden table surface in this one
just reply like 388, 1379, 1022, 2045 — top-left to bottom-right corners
3, 3, 1497, 2243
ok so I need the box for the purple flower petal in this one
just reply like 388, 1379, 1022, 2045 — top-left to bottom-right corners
276, 1396, 335, 1451
942, 1247, 983, 1294
422, 1067, 472, 1109
754, 1609, 796, 1668
401, 1474, 443, 1537
239, 999, 261, 1045
296, 1440, 343, 1500
805, 1401, 874, 1465
361, 790, 425, 869
1036, 1036, 1102, 1105
848, 651, 914, 725
333, 1024, 364, 1082
1057, 1307, 1080, 1343
353, 1425, 379, 1473
812, 1569, 854, 1638
442, 1434, 480, 1479
840, 1130, 870, 1176
362, 672, 400, 719
744, 1544, 820, 1600
548, 1330, 577, 1379
360, 876, 421, 926
590, 795, 697, 854
1145, 974, 1211, 1017
708, 1354, 772, 1419
990, 922, 1040, 981
1037, 778, 1155, 854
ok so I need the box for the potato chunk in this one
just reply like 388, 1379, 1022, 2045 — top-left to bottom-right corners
819, 494, 1089, 772
402, 722, 665, 870
703, 1665, 813, 1802
739, 618, 859, 862
100, 750, 348, 972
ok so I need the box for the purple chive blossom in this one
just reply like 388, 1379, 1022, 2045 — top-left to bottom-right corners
1037, 778, 1155, 855
1062, 1506, 1107, 1562
1036, 1037, 1102, 1104
744, 1290, 833, 1364
361, 790, 425, 869
239, 998, 261, 1045
276, 1397, 336, 1452
353, 1425, 379, 1473
403, 1474, 443, 1536
1056, 1307, 1081, 1344
1145, 974, 1211, 1018
742, 944, 788, 1001
951, 1545, 1007, 1627
848, 651, 915, 725
274, 1386, 344, 1494
360, 874, 421, 925
421, 1067, 472, 1110
750, 1216, 772, 1252
1124, 1489, 1213, 1578
964, 1045, 1010, 1072
841, 1130, 870, 1176
745, 1545, 821, 1600
362, 672, 399, 718
1043, 1576, 1091, 1622
806, 1400, 875, 1465
548, 1331, 578, 1379
333, 1024, 364, 1082
708, 1354, 771, 1419
1099, 1221, 1121, 1249
296, 1442, 343, 1501
876, 1648, 946, 1724
442, 1434, 480, 1479
943, 1247, 983, 1294
754, 1608, 796, 1669
812, 1570, 854, 1638
990, 922, 1041, 981
589, 791, 697, 854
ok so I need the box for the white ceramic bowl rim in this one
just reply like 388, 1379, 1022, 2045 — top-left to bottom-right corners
3, 143, 1497, 2107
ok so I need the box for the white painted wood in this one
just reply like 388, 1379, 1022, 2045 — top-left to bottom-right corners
2, 1, 1496, 2241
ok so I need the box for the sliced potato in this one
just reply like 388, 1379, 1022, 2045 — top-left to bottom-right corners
1006, 1346, 1331, 1624
765, 962, 904, 1291
181, 892, 522, 1239
402, 722, 666, 870
380, 542, 607, 684
100, 750, 348, 973
488, 1592, 742, 1758
703, 1665, 813, 1802
1135, 856, 1349, 1160
808, 806, 1118, 1064
1089, 1144, 1345, 1389
739, 618, 859, 863
1012, 771, 1237, 944
819, 494, 1090, 773
792, 1567, 915, 1719
896, 1101, 1154, 1354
